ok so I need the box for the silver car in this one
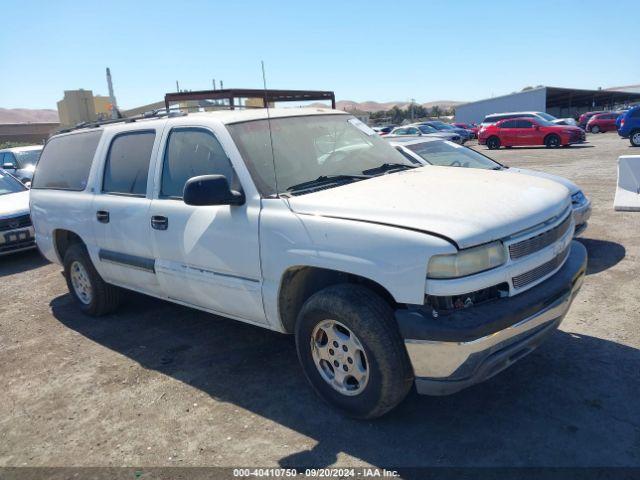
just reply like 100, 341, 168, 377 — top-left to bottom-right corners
0, 145, 43, 186
390, 137, 591, 235
387, 124, 463, 144
0, 171, 35, 255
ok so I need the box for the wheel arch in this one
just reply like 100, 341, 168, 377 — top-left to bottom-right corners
277, 266, 399, 334
52, 229, 86, 263
544, 132, 561, 145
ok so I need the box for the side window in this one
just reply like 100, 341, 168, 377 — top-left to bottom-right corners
407, 128, 419, 135
395, 128, 407, 135
31, 130, 102, 191
500, 120, 517, 129
103, 131, 155, 196
517, 120, 534, 128
161, 128, 237, 199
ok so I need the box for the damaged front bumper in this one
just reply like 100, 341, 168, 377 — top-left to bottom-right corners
396, 240, 587, 396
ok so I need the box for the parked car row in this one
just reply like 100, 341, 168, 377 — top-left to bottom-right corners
27, 107, 587, 418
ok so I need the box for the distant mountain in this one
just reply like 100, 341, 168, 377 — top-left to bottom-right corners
0, 108, 59, 124
333, 99, 464, 112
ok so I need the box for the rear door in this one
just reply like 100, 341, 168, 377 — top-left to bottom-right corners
498, 119, 518, 145
92, 125, 164, 295
516, 119, 538, 145
148, 125, 265, 324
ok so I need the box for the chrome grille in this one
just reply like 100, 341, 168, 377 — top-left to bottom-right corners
512, 245, 570, 289
0, 214, 31, 232
509, 214, 572, 260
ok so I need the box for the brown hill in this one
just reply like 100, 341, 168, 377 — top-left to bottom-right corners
0, 108, 59, 124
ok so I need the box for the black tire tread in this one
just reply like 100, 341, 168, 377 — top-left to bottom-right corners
295, 284, 413, 419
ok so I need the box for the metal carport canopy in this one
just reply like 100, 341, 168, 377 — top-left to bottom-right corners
545, 86, 640, 109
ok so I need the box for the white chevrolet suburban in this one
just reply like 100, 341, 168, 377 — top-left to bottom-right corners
30, 108, 587, 418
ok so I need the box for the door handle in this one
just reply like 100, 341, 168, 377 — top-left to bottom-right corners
151, 215, 168, 231
96, 210, 110, 223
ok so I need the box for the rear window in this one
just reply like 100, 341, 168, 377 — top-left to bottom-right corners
32, 131, 102, 191
630, 109, 640, 119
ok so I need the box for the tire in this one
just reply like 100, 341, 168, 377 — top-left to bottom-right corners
295, 284, 414, 419
591, 125, 600, 134
63, 243, 121, 316
486, 136, 501, 150
630, 130, 640, 147
545, 134, 561, 148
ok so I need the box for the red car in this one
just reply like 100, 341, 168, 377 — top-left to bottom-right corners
586, 112, 619, 133
578, 111, 605, 129
478, 117, 586, 149
453, 122, 479, 137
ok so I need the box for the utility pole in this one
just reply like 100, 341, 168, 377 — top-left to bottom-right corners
176, 80, 180, 92
212, 78, 216, 90
106, 67, 119, 119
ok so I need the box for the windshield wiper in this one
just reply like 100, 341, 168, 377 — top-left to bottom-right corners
286, 174, 369, 194
362, 163, 416, 176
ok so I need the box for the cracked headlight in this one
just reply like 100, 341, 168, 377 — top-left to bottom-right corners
428, 241, 506, 279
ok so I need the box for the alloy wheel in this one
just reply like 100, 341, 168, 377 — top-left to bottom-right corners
310, 319, 369, 396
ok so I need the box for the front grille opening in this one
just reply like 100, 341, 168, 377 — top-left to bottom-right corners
0, 214, 31, 232
512, 245, 570, 289
509, 214, 572, 260
425, 282, 509, 314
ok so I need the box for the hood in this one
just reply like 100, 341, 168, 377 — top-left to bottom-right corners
506, 167, 579, 195
0, 190, 29, 217
287, 167, 571, 249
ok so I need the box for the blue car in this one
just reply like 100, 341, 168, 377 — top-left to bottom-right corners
416, 121, 473, 143
618, 105, 640, 147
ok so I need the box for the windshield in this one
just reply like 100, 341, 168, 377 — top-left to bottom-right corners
418, 125, 438, 134
430, 122, 454, 130
537, 112, 557, 122
406, 140, 501, 170
0, 172, 27, 195
15, 149, 41, 168
228, 114, 415, 196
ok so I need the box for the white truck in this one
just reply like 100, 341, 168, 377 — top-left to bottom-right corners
30, 108, 587, 418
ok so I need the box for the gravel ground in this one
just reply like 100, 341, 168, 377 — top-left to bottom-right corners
0, 133, 638, 468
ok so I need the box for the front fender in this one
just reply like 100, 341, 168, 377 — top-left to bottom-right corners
259, 200, 456, 331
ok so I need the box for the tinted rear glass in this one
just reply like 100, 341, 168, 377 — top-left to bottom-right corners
32, 131, 102, 190
103, 131, 155, 196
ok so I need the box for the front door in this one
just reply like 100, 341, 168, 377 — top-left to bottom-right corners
516, 119, 538, 145
92, 128, 163, 296
498, 119, 518, 145
149, 127, 265, 325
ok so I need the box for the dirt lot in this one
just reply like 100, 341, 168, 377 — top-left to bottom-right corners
1, 133, 639, 468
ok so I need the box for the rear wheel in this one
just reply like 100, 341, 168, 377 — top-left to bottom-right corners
486, 136, 501, 150
630, 130, 640, 147
63, 243, 121, 316
545, 134, 561, 148
591, 125, 600, 134
295, 284, 413, 419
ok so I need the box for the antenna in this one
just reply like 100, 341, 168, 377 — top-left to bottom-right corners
262, 60, 280, 198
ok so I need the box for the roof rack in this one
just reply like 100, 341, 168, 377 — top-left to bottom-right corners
57, 87, 337, 134
57, 109, 187, 133
164, 88, 336, 110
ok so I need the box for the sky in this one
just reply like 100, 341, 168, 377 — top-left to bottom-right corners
1, 0, 639, 110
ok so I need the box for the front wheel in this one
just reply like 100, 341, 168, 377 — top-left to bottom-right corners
486, 136, 501, 150
295, 284, 414, 419
545, 134, 561, 148
63, 243, 122, 316
591, 125, 600, 134
630, 130, 640, 147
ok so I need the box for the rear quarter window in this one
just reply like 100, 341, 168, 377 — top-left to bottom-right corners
32, 130, 103, 191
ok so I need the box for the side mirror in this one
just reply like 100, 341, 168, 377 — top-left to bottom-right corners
2, 163, 16, 170
534, 125, 540, 130
183, 174, 245, 206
